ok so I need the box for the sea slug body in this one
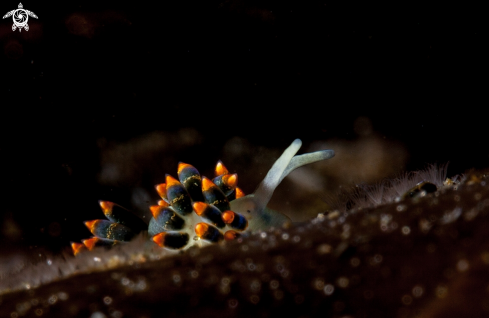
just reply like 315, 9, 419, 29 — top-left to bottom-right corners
77, 139, 336, 253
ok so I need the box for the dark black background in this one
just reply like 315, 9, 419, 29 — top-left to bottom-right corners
0, 1, 486, 254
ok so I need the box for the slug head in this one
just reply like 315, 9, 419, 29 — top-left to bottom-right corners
230, 139, 335, 231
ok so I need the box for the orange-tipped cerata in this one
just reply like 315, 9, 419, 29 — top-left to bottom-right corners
193, 202, 207, 216
165, 175, 181, 188
71, 242, 83, 251
177, 162, 194, 174
235, 187, 245, 199
215, 160, 229, 176
82, 237, 99, 250
150, 205, 162, 218
157, 200, 168, 207
223, 174, 238, 188
201, 177, 217, 192
99, 201, 114, 213
152, 232, 167, 247
222, 210, 235, 224
224, 230, 239, 241
155, 183, 167, 198
84, 220, 99, 231
195, 222, 209, 237
71, 242, 86, 255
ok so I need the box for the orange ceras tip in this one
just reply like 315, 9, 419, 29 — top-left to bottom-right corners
193, 201, 207, 216
165, 174, 181, 188
155, 183, 167, 198
222, 210, 235, 224
71, 242, 86, 255
195, 222, 209, 237
177, 162, 193, 174
224, 230, 239, 241
82, 237, 99, 250
150, 205, 162, 218
201, 176, 217, 192
99, 201, 114, 213
157, 200, 168, 207
84, 220, 99, 231
235, 187, 245, 199
215, 160, 229, 176
152, 232, 166, 247
223, 174, 238, 188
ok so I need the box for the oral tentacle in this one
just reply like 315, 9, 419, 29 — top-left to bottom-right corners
252, 139, 303, 214
279, 149, 335, 184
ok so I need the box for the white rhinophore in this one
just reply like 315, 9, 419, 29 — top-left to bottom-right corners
231, 139, 335, 230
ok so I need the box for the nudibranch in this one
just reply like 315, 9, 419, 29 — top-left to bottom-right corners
74, 139, 335, 254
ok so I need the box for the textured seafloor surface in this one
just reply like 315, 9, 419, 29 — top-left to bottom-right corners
1, 170, 489, 317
